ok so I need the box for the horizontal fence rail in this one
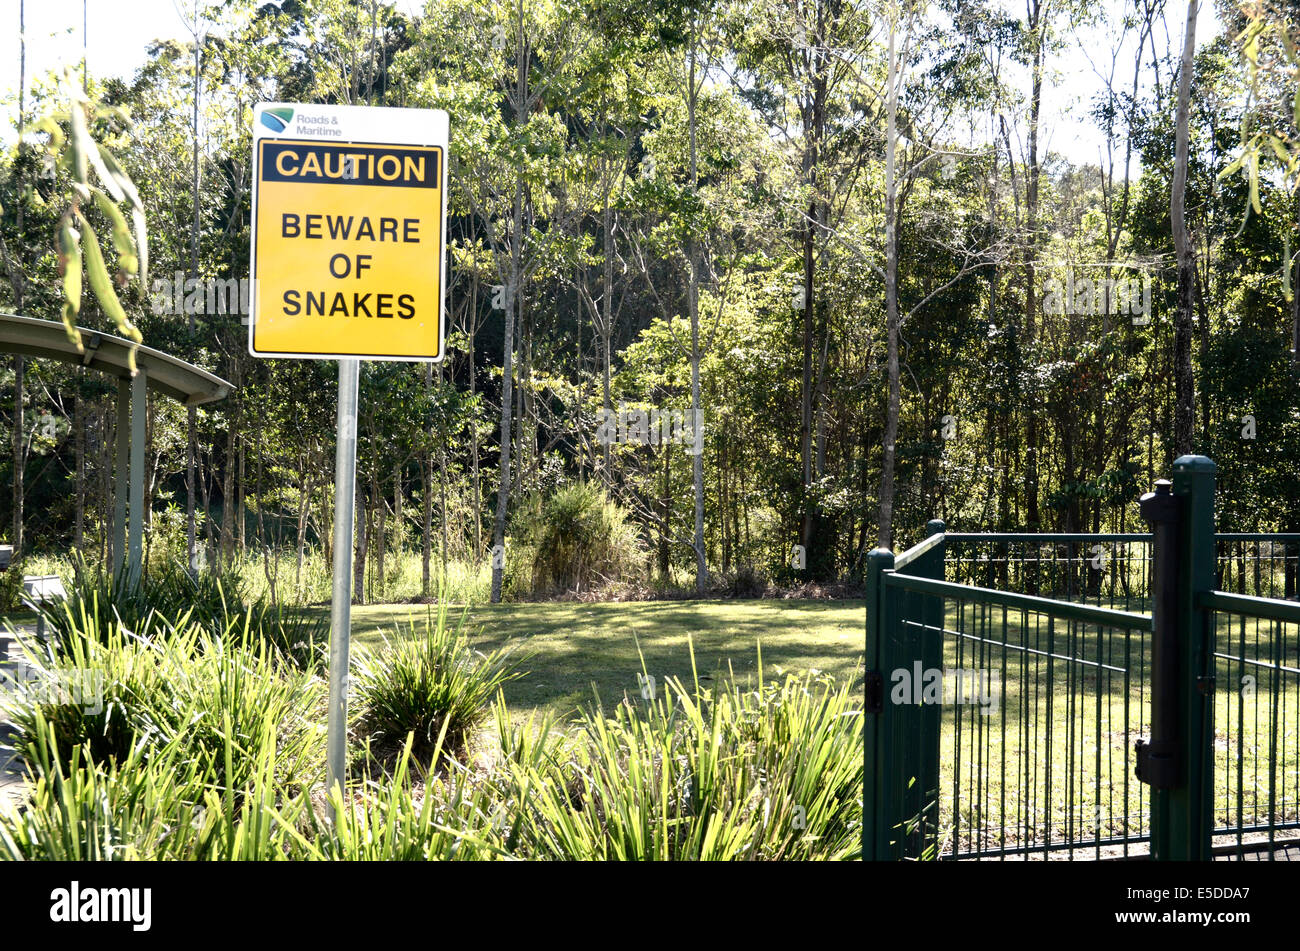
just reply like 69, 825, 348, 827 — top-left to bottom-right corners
943, 533, 1300, 612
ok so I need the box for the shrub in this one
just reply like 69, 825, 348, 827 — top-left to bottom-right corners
0, 710, 311, 860
353, 601, 524, 763
494, 649, 863, 860
725, 564, 769, 598
1, 610, 325, 792
0, 555, 25, 611
33, 558, 326, 672
513, 483, 643, 597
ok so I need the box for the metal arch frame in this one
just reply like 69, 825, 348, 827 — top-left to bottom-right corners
0, 314, 233, 584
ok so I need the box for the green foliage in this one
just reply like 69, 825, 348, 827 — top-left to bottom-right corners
513, 483, 644, 596
353, 601, 524, 762
490, 650, 863, 860
1, 611, 325, 791
27, 69, 148, 352
1, 591, 863, 859
0, 556, 25, 612
33, 559, 327, 672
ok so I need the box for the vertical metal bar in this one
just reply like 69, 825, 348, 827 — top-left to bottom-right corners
128, 369, 146, 587
919, 520, 944, 854
113, 377, 129, 578
863, 547, 894, 859
1141, 456, 1218, 860
1174, 456, 1216, 860
326, 358, 360, 816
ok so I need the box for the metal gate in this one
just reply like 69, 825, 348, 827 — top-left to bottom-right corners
864, 456, 1300, 861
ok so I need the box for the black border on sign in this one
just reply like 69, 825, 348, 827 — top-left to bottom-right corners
249, 136, 447, 362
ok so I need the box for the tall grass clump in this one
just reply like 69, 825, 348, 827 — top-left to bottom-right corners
32, 558, 326, 671
353, 601, 524, 763
307, 734, 508, 861
511, 482, 643, 596
1, 611, 326, 792
495, 647, 863, 860
0, 708, 315, 860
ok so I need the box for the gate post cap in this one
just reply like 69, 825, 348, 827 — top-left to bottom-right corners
1140, 479, 1177, 522
926, 519, 946, 536
867, 547, 895, 564
1172, 454, 1216, 474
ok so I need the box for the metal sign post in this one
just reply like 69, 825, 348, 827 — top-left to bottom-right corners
325, 357, 360, 811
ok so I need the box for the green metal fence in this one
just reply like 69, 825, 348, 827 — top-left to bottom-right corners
864, 456, 1300, 861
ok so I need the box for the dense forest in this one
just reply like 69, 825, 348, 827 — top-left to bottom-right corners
1, 0, 1298, 604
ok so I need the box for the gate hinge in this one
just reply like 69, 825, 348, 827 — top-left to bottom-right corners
865, 670, 885, 714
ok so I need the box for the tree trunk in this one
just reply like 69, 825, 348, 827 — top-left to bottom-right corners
186, 7, 202, 574
237, 435, 246, 554
1024, 0, 1045, 529
354, 476, 367, 604
372, 466, 384, 600
470, 275, 482, 558
221, 406, 236, 563
74, 386, 85, 560
12, 358, 23, 555
687, 27, 706, 594
1171, 0, 1198, 457
10, 0, 26, 558
602, 193, 614, 474
490, 16, 526, 603
878, 13, 900, 549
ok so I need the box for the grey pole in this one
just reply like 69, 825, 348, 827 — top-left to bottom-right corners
113, 378, 129, 578
128, 368, 147, 587
326, 358, 360, 817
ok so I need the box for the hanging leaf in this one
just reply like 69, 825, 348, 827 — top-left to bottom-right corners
97, 146, 143, 213
25, 116, 67, 156
77, 212, 142, 370
1268, 135, 1292, 168
68, 98, 91, 187
92, 188, 138, 279
98, 147, 148, 286
1219, 152, 1246, 181
1248, 151, 1262, 215
56, 216, 83, 347
131, 207, 149, 289
86, 139, 125, 204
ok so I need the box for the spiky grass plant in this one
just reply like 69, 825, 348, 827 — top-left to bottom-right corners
1, 608, 325, 792
33, 558, 327, 672
495, 643, 863, 860
353, 601, 525, 764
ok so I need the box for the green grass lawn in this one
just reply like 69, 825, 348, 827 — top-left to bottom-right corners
336, 598, 865, 720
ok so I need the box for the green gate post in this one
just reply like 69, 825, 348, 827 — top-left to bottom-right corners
1141, 456, 1216, 860
864, 521, 946, 860
864, 547, 894, 860
909, 520, 945, 855
1170, 455, 1216, 860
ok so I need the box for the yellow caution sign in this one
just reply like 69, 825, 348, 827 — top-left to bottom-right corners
249, 104, 448, 361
